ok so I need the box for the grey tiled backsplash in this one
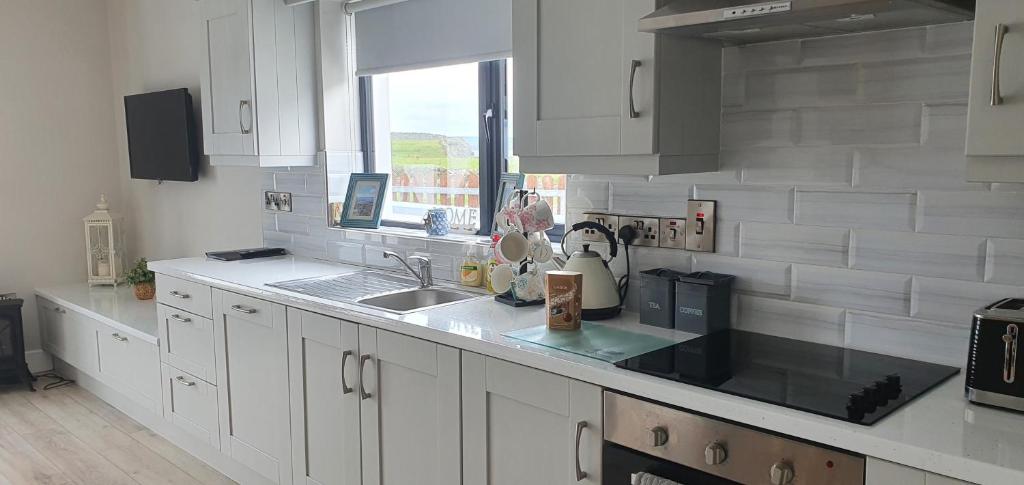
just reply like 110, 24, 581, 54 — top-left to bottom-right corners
263, 22, 1018, 366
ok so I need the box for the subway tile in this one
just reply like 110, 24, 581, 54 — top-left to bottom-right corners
262, 213, 277, 232
722, 72, 745, 107
691, 254, 790, 296
792, 265, 911, 315
609, 181, 692, 216
918, 191, 1024, 238
382, 235, 427, 250
795, 190, 915, 231
721, 110, 797, 148
853, 229, 986, 281
921, 103, 968, 149
304, 174, 327, 196
925, 21, 974, 56
654, 170, 741, 186
730, 146, 854, 186
912, 277, 1022, 324
622, 246, 690, 277
801, 27, 925, 66
861, 55, 971, 104
327, 241, 364, 264
855, 146, 982, 190
798, 104, 923, 147
694, 185, 793, 223
276, 213, 311, 236
741, 222, 849, 267
364, 245, 404, 269
985, 238, 1024, 285
743, 64, 859, 109
263, 230, 292, 249
715, 220, 741, 257
736, 295, 845, 346
566, 179, 610, 210
290, 195, 325, 218
291, 235, 327, 260
274, 172, 306, 193
845, 311, 968, 366
723, 41, 802, 73
991, 183, 1024, 192
427, 239, 473, 257
262, 172, 276, 191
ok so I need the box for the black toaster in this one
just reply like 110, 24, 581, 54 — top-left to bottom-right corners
966, 298, 1024, 412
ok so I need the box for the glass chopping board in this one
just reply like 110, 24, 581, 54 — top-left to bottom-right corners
503, 322, 680, 363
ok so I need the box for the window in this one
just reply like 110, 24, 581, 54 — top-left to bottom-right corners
328, 58, 567, 238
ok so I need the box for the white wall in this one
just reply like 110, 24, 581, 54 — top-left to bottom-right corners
106, 0, 262, 261
0, 0, 123, 362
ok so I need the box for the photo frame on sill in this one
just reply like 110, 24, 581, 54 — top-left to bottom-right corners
338, 173, 389, 229
491, 172, 526, 235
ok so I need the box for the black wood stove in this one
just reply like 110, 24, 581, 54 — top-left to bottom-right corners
0, 296, 34, 391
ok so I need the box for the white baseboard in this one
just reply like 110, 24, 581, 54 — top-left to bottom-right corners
25, 349, 52, 374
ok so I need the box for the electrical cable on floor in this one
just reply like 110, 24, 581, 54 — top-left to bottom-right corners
34, 372, 75, 390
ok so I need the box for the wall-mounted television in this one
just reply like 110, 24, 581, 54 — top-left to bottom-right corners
124, 88, 200, 182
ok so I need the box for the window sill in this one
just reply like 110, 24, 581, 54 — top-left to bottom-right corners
329, 225, 492, 246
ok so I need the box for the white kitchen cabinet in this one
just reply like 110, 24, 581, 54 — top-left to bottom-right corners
36, 297, 67, 359
199, 0, 317, 167
287, 309, 361, 485
97, 323, 162, 414
157, 304, 217, 385
161, 364, 221, 449
462, 353, 602, 485
512, 0, 720, 175
865, 458, 976, 485
36, 298, 100, 376
212, 289, 293, 484
966, 2, 1024, 181
358, 327, 461, 485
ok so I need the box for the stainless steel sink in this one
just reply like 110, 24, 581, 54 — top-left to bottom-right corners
356, 287, 481, 314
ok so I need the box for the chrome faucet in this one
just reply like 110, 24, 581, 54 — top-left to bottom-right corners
383, 251, 433, 288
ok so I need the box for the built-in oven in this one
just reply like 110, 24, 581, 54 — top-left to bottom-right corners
602, 391, 865, 485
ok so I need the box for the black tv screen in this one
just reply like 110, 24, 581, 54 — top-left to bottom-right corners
124, 88, 199, 182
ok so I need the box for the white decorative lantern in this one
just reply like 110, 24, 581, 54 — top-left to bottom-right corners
84, 194, 126, 286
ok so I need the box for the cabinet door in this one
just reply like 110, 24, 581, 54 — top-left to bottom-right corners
199, 0, 257, 157
97, 324, 162, 413
359, 328, 461, 485
36, 297, 66, 358
462, 353, 602, 485
63, 311, 100, 376
512, 0, 655, 157
287, 309, 361, 485
966, 3, 1024, 156
157, 304, 217, 385
213, 290, 292, 484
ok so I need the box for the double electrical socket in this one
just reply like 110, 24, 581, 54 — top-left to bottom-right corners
583, 201, 716, 252
582, 213, 672, 248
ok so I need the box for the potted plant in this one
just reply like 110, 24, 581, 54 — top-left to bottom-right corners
125, 258, 155, 300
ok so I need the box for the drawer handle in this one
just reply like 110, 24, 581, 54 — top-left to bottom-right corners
53, 307, 66, 314
341, 350, 354, 395
111, 333, 128, 342
169, 291, 190, 299
239, 99, 252, 134
628, 60, 641, 119
358, 354, 373, 400
992, 24, 1009, 106
230, 304, 257, 314
575, 421, 588, 481
170, 314, 192, 324
175, 376, 197, 387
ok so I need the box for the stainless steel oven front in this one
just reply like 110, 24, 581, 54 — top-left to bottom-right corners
602, 392, 865, 485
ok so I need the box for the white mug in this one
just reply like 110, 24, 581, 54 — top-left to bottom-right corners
518, 195, 555, 233
489, 264, 516, 294
496, 231, 529, 263
529, 232, 554, 263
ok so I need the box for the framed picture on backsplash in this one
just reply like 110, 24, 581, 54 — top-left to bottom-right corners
338, 173, 389, 229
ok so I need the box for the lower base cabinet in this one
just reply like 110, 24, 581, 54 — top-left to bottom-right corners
866, 458, 976, 485
461, 352, 603, 485
97, 323, 161, 414
161, 363, 221, 448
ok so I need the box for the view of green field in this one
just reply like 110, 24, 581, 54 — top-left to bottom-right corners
390, 134, 477, 170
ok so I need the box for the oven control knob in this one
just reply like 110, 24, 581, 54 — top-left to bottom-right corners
704, 442, 727, 465
650, 426, 669, 447
769, 462, 795, 485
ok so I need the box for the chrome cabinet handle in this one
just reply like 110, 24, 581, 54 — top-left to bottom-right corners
239, 100, 252, 134
358, 354, 373, 400
175, 375, 197, 387
230, 304, 257, 314
111, 333, 128, 342
628, 60, 642, 119
341, 350, 354, 395
169, 291, 190, 299
992, 24, 1009, 106
575, 421, 588, 481
1004, 324, 1019, 384
170, 314, 192, 324
53, 307, 66, 314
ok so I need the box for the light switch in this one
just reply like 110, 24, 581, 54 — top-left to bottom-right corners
659, 218, 686, 249
685, 200, 716, 252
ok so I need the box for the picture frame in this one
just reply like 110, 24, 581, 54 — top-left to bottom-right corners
338, 173, 389, 229
491, 172, 526, 235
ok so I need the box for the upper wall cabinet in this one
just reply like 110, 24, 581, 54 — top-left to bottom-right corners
199, 0, 318, 167
966, 1, 1024, 182
512, 0, 721, 176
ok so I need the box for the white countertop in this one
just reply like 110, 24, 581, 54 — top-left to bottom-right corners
148, 256, 1024, 485
35, 283, 158, 345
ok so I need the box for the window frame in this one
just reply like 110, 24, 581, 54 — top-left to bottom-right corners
358, 59, 564, 240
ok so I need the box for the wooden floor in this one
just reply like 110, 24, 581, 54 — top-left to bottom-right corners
0, 378, 235, 485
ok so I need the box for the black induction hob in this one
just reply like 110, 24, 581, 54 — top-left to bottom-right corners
615, 330, 961, 425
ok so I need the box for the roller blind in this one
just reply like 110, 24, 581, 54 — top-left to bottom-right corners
353, 0, 512, 76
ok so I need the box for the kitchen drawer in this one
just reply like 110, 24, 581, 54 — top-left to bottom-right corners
157, 304, 217, 385
219, 290, 274, 328
161, 363, 220, 449
97, 323, 161, 415
156, 274, 213, 318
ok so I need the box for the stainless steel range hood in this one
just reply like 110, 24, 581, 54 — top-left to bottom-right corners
639, 0, 975, 44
